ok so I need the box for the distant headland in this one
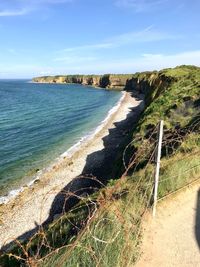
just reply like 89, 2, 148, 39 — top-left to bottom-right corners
32, 74, 133, 90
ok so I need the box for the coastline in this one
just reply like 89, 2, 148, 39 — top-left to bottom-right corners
0, 91, 144, 249
0, 91, 125, 205
31, 81, 113, 90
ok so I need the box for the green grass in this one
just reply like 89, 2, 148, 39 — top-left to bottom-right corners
38, 141, 200, 267
1, 65, 200, 267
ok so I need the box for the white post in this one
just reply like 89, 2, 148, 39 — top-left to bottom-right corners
153, 120, 164, 217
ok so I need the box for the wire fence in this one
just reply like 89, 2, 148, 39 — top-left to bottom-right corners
0, 118, 200, 267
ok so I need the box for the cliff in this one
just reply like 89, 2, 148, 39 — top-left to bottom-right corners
32, 74, 133, 90
33, 65, 199, 108
33, 71, 174, 107
2, 65, 200, 266
32, 71, 174, 98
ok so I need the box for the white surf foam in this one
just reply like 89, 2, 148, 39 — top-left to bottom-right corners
0, 91, 125, 205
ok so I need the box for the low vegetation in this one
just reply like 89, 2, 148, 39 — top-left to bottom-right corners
1, 65, 200, 266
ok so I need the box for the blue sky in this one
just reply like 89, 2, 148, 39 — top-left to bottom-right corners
0, 0, 200, 78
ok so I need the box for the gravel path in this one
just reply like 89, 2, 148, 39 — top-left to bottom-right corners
135, 179, 200, 267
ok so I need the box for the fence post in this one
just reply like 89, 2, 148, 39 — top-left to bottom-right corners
153, 120, 164, 217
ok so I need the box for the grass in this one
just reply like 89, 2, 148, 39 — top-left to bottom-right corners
1, 65, 200, 266
38, 141, 200, 267
39, 178, 151, 267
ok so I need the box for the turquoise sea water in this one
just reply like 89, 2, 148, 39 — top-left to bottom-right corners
0, 80, 121, 197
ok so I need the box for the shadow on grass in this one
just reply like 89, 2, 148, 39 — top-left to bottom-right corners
0, 91, 145, 255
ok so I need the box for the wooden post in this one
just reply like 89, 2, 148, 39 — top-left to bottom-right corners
153, 120, 164, 217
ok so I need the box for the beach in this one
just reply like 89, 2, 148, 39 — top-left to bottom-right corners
0, 91, 144, 250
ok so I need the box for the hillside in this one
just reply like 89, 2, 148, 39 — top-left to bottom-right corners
32, 74, 133, 90
1, 65, 200, 266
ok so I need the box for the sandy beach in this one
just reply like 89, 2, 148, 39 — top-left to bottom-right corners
0, 91, 144, 250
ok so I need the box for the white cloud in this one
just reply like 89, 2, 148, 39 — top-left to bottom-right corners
107, 25, 178, 45
115, 0, 167, 12
62, 43, 113, 53
0, 8, 29, 16
81, 50, 200, 73
39, 70, 54, 76
59, 26, 180, 54
0, 63, 57, 78
0, 0, 72, 17
53, 50, 200, 74
23, 0, 72, 5
139, 50, 200, 68
1, 50, 199, 78
54, 56, 97, 63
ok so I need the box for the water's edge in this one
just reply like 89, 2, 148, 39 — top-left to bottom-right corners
0, 91, 125, 205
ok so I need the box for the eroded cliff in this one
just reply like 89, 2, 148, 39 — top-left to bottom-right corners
33, 66, 198, 107
32, 74, 133, 90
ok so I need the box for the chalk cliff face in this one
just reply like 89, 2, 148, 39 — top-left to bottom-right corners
32, 70, 176, 105
125, 72, 175, 104
32, 72, 173, 90
32, 74, 133, 90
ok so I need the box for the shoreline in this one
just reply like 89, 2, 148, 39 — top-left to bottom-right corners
0, 91, 125, 205
31, 81, 124, 90
0, 91, 144, 249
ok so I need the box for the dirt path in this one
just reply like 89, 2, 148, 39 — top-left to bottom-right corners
135, 179, 200, 267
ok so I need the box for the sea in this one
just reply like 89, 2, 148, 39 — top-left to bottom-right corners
0, 80, 122, 203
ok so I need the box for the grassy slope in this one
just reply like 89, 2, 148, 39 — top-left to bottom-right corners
1, 65, 200, 267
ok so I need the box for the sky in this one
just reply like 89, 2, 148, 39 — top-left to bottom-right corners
0, 0, 200, 78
